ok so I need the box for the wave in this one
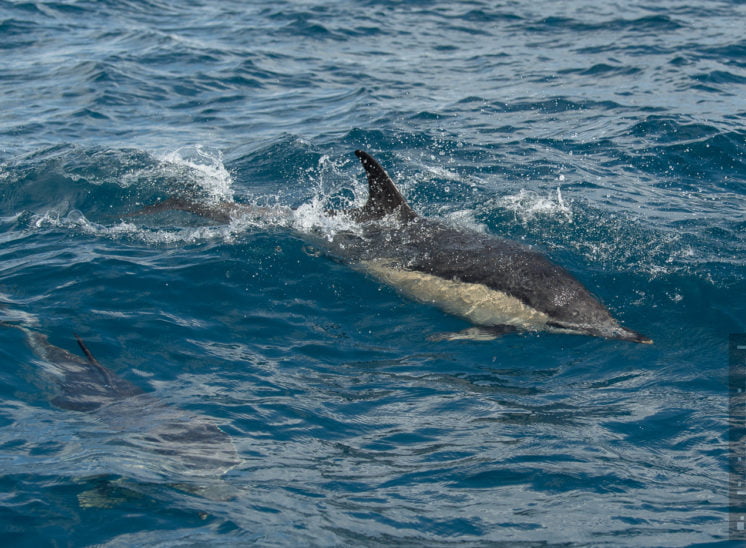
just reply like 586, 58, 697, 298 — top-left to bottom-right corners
516, 14, 684, 37
623, 116, 746, 186
5, 139, 742, 286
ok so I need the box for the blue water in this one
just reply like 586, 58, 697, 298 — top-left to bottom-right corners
1, 0, 745, 545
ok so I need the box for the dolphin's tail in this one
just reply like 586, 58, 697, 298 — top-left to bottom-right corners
130, 196, 293, 226
128, 197, 235, 223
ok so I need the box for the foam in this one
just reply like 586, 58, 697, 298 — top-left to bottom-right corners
30, 208, 252, 246
158, 145, 234, 204
497, 187, 573, 224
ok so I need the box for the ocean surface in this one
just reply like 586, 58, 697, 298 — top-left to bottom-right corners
1, 0, 745, 546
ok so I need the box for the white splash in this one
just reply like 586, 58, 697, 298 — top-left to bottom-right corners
420, 164, 462, 182
287, 154, 369, 242
31, 208, 251, 246
291, 198, 361, 242
444, 210, 488, 233
497, 187, 573, 223
159, 145, 234, 204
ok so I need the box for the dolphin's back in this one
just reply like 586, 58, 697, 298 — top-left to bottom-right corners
9, 324, 242, 476
25, 330, 143, 411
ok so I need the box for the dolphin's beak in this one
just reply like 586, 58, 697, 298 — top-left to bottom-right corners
609, 326, 653, 344
549, 321, 653, 344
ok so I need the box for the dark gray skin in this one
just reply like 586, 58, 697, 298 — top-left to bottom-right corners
30, 330, 143, 412
141, 150, 651, 343
329, 151, 651, 343
8, 325, 240, 475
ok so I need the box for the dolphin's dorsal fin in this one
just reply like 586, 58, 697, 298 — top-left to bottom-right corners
75, 333, 103, 368
73, 333, 138, 391
352, 150, 416, 222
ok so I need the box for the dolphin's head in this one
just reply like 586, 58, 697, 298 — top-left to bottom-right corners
543, 286, 653, 344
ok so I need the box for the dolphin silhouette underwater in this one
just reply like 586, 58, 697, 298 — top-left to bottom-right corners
144, 150, 651, 344
4, 322, 240, 477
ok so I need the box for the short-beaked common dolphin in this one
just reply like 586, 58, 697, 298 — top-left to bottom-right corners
143, 150, 651, 344
5, 322, 240, 476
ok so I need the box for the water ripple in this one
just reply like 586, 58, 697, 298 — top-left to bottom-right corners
0, 0, 743, 545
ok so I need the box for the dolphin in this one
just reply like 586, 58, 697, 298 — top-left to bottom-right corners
5, 322, 241, 477
142, 150, 651, 344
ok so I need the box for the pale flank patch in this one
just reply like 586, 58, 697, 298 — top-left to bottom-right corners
361, 259, 550, 331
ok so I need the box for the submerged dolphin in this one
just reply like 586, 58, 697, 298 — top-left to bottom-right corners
6, 323, 240, 477
144, 150, 651, 343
